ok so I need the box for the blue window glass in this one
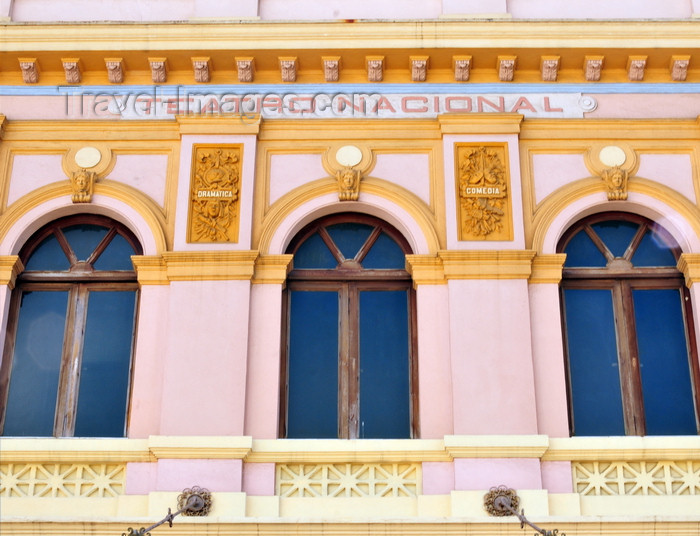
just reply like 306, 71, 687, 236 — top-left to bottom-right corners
293, 232, 337, 269
359, 290, 411, 438
3, 291, 68, 436
560, 214, 698, 436
326, 223, 373, 261
287, 290, 339, 438
563, 230, 607, 267
62, 224, 109, 262
93, 233, 137, 271
630, 229, 677, 267
74, 290, 137, 437
633, 289, 697, 435
362, 233, 406, 269
24, 234, 70, 271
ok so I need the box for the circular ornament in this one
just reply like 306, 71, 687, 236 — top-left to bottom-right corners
74, 147, 102, 168
335, 145, 363, 167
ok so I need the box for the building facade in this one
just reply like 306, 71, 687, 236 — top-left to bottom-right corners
1, 1, 700, 535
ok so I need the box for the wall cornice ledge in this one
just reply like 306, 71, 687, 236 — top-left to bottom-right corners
444, 435, 549, 458
147, 435, 253, 459
543, 436, 700, 461
0, 437, 151, 463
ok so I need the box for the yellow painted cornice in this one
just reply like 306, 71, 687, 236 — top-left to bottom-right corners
0, 255, 24, 289
258, 119, 441, 141
147, 435, 253, 459
439, 113, 523, 135
529, 253, 566, 284
252, 254, 293, 284
444, 435, 549, 458
176, 115, 261, 136
0, 438, 151, 463
405, 254, 446, 287
438, 250, 536, 279
543, 436, 700, 461
133, 251, 259, 282
2, 20, 699, 52
0, 120, 180, 142
246, 439, 449, 463
677, 253, 700, 288
0, 114, 6, 139
521, 119, 700, 141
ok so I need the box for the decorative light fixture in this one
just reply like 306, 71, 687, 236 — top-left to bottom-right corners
484, 485, 566, 536
122, 486, 212, 536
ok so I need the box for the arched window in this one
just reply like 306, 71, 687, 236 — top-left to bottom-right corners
0, 215, 142, 437
280, 213, 417, 439
558, 213, 700, 436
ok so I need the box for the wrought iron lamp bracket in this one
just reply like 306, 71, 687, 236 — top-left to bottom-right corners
122, 486, 211, 536
484, 485, 566, 536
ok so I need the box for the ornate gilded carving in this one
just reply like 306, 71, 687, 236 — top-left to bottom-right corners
456, 144, 512, 241
62, 58, 81, 84
541, 56, 560, 82
149, 58, 167, 83
453, 56, 471, 81
670, 56, 690, 81
483, 485, 520, 516
192, 57, 211, 83
322, 57, 340, 82
584, 56, 604, 81
601, 166, 628, 200
627, 56, 647, 81
70, 168, 97, 203
498, 56, 516, 82
411, 57, 428, 82
236, 58, 254, 82
19, 59, 39, 84
105, 58, 124, 83
337, 167, 362, 201
188, 145, 242, 243
367, 57, 384, 82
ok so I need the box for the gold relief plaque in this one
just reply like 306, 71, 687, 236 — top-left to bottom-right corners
455, 143, 513, 241
188, 144, 243, 243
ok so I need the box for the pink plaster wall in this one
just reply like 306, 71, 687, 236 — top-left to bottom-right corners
532, 153, 590, 206
126, 459, 243, 494
259, 0, 441, 20
371, 154, 431, 206
269, 154, 327, 205
242, 462, 276, 496
540, 461, 573, 494
422, 462, 455, 495
507, 0, 691, 18
455, 458, 542, 490
448, 279, 538, 434
128, 285, 169, 438
586, 94, 700, 120
636, 153, 696, 204
527, 284, 570, 437
244, 284, 284, 438
106, 154, 169, 209
443, 0, 507, 15
159, 280, 251, 436
7, 154, 64, 206
416, 284, 454, 438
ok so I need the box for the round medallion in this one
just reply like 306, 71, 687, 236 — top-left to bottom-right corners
335, 145, 363, 167
599, 145, 626, 167
74, 147, 102, 168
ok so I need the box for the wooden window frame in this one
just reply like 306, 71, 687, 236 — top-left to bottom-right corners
279, 213, 419, 439
0, 215, 142, 437
559, 212, 700, 436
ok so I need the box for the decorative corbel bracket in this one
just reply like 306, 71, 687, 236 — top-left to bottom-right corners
601, 166, 629, 201
453, 55, 472, 81
192, 57, 211, 83
367, 56, 384, 82
149, 58, 168, 83
18, 58, 39, 84
62, 58, 81, 84
236, 57, 255, 83
670, 55, 690, 82
279, 57, 298, 82
627, 56, 647, 81
498, 56, 516, 82
105, 58, 124, 84
337, 167, 362, 201
324, 144, 371, 202
584, 55, 604, 81
410, 56, 429, 82
322, 56, 340, 82
540, 56, 560, 82
70, 168, 98, 203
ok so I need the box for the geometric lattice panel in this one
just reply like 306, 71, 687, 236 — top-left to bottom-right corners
277, 463, 420, 498
0, 464, 125, 498
573, 461, 700, 496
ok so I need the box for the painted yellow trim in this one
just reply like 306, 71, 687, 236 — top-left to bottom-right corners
247, 439, 449, 463
438, 113, 523, 134
3, 20, 699, 52
131, 255, 169, 285
520, 119, 700, 141
148, 436, 253, 459
544, 436, 700, 462
252, 254, 293, 285
405, 254, 446, 287
176, 115, 261, 135
677, 253, 700, 288
529, 253, 566, 284
0, 120, 181, 142
0, 438, 151, 463
444, 435, 549, 458
161, 251, 258, 281
0, 114, 6, 139
0, 255, 23, 289
438, 250, 535, 279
